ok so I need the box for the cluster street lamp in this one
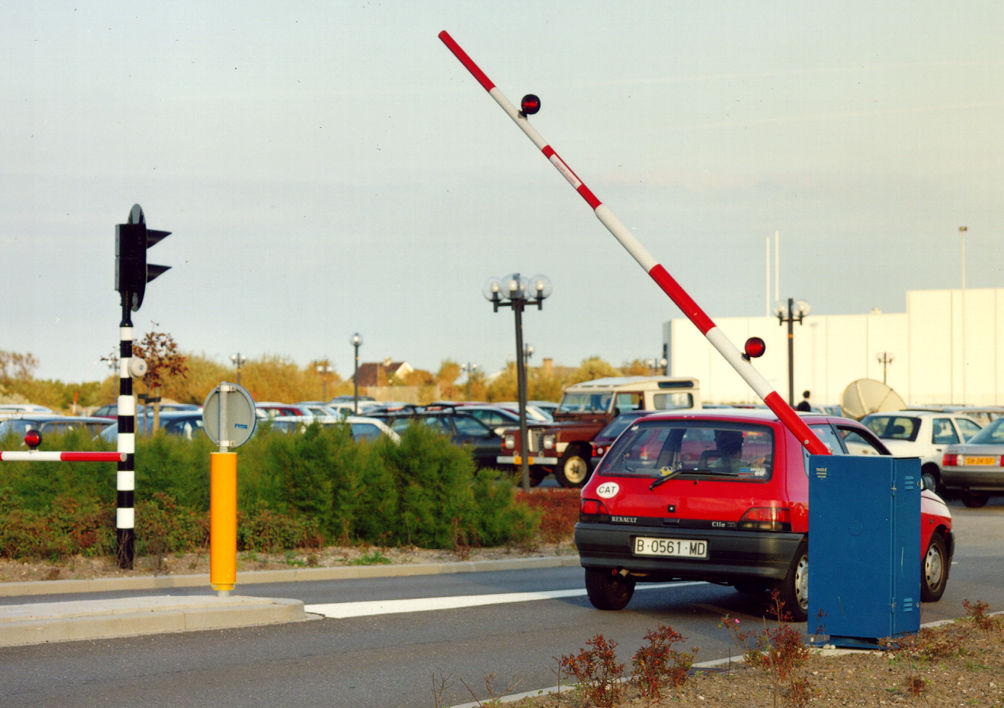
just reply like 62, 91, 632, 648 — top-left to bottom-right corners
483, 273, 552, 491
523, 344, 535, 365
774, 298, 811, 406
350, 333, 363, 414
461, 362, 480, 401
316, 362, 333, 401
876, 352, 894, 385
646, 357, 668, 375
230, 353, 247, 386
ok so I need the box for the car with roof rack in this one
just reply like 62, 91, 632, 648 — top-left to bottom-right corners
498, 376, 702, 488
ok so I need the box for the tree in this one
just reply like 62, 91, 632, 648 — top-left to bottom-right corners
571, 356, 621, 383
0, 350, 38, 382
132, 328, 189, 433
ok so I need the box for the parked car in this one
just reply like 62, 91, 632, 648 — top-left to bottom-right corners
941, 416, 1004, 507
370, 408, 503, 469
574, 410, 953, 621
266, 415, 400, 443
99, 411, 207, 441
861, 410, 982, 492
0, 403, 54, 418
451, 404, 525, 435
590, 410, 652, 465
92, 403, 147, 419
490, 402, 554, 422
0, 415, 113, 441
255, 402, 316, 419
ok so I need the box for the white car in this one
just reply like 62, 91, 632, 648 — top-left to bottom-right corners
861, 410, 983, 492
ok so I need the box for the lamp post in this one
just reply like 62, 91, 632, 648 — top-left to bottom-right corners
461, 362, 479, 401
774, 298, 810, 406
483, 273, 552, 492
230, 353, 246, 386
316, 362, 333, 401
876, 352, 894, 385
646, 357, 668, 375
350, 333, 363, 414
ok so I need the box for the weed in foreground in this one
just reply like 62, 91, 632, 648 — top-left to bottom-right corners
630, 624, 698, 699
558, 634, 624, 708
720, 591, 812, 707
964, 598, 1003, 636
348, 549, 392, 566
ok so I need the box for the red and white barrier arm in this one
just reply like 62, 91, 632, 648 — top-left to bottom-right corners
0, 451, 126, 462
439, 30, 829, 455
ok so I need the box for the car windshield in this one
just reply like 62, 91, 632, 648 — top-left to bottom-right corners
557, 392, 612, 414
966, 417, 1004, 444
598, 420, 774, 480
863, 415, 920, 442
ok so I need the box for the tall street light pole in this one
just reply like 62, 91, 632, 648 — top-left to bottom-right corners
350, 333, 363, 414
461, 362, 479, 401
876, 352, 894, 384
484, 273, 552, 492
230, 353, 246, 386
775, 298, 810, 406
316, 362, 333, 401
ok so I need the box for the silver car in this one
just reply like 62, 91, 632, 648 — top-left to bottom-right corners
941, 417, 1004, 507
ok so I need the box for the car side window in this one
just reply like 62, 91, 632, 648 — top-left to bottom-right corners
808, 424, 841, 454
837, 427, 885, 456
453, 416, 491, 437
614, 393, 643, 412
955, 418, 981, 441
932, 418, 959, 445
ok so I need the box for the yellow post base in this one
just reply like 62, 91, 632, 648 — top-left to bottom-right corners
210, 452, 237, 592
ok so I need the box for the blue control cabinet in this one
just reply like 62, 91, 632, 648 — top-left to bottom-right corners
807, 455, 921, 647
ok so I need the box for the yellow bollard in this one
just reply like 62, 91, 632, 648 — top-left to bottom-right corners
210, 452, 237, 594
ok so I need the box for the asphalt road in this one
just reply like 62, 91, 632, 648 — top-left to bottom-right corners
0, 499, 1000, 707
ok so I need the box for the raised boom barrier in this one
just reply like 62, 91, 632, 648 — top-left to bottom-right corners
0, 451, 125, 462
438, 30, 828, 455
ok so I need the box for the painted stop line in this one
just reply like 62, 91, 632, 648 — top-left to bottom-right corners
305, 582, 702, 619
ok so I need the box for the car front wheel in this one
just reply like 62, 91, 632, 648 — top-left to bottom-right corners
556, 449, 591, 487
921, 532, 949, 602
584, 567, 635, 610
774, 540, 809, 622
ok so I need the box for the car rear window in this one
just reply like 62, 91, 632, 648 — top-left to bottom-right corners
597, 421, 774, 481
863, 415, 920, 442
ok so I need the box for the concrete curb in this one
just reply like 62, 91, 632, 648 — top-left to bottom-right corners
0, 555, 581, 597
0, 595, 307, 647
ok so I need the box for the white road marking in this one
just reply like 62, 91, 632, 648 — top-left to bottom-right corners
305, 582, 704, 618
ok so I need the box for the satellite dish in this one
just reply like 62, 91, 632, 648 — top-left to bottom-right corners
841, 378, 907, 420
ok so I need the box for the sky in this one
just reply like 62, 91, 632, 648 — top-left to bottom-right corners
2, 1, 1002, 387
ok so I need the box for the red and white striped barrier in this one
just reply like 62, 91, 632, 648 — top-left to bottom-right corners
0, 450, 125, 462
439, 30, 829, 455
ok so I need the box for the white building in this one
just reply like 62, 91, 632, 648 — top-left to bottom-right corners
663, 288, 1003, 407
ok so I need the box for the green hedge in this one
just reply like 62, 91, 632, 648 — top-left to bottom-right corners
0, 423, 539, 560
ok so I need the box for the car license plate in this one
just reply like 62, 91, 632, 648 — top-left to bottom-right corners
633, 536, 708, 559
963, 456, 995, 465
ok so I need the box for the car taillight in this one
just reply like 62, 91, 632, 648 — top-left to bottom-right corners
738, 507, 791, 532
943, 453, 956, 466
592, 444, 606, 457
580, 497, 610, 520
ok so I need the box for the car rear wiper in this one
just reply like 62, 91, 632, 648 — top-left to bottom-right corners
649, 467, 681, 490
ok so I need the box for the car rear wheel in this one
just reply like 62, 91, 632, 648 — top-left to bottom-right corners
774, 540, 808, 622
584, 567, 635, 610
921, 532, 949, 602
556, 449, 591, 487
961, 491, 989, 508
920, 464, 941, 494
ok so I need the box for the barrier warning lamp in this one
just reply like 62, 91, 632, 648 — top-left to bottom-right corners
115, 204, 171, 312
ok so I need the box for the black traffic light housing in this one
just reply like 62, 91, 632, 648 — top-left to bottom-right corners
115, 204, 170, 312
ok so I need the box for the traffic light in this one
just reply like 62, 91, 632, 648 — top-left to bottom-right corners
115, 204, 170, 312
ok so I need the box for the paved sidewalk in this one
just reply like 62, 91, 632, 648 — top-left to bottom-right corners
0, 555, 580, 648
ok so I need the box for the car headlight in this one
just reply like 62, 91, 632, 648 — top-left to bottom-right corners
543, 434, 556, 450
503, 433, 515, 450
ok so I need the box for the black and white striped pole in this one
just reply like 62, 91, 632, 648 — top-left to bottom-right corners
114, 204, 171, 568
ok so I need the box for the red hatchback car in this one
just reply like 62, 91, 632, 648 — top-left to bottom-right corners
574, 410, 953, 621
